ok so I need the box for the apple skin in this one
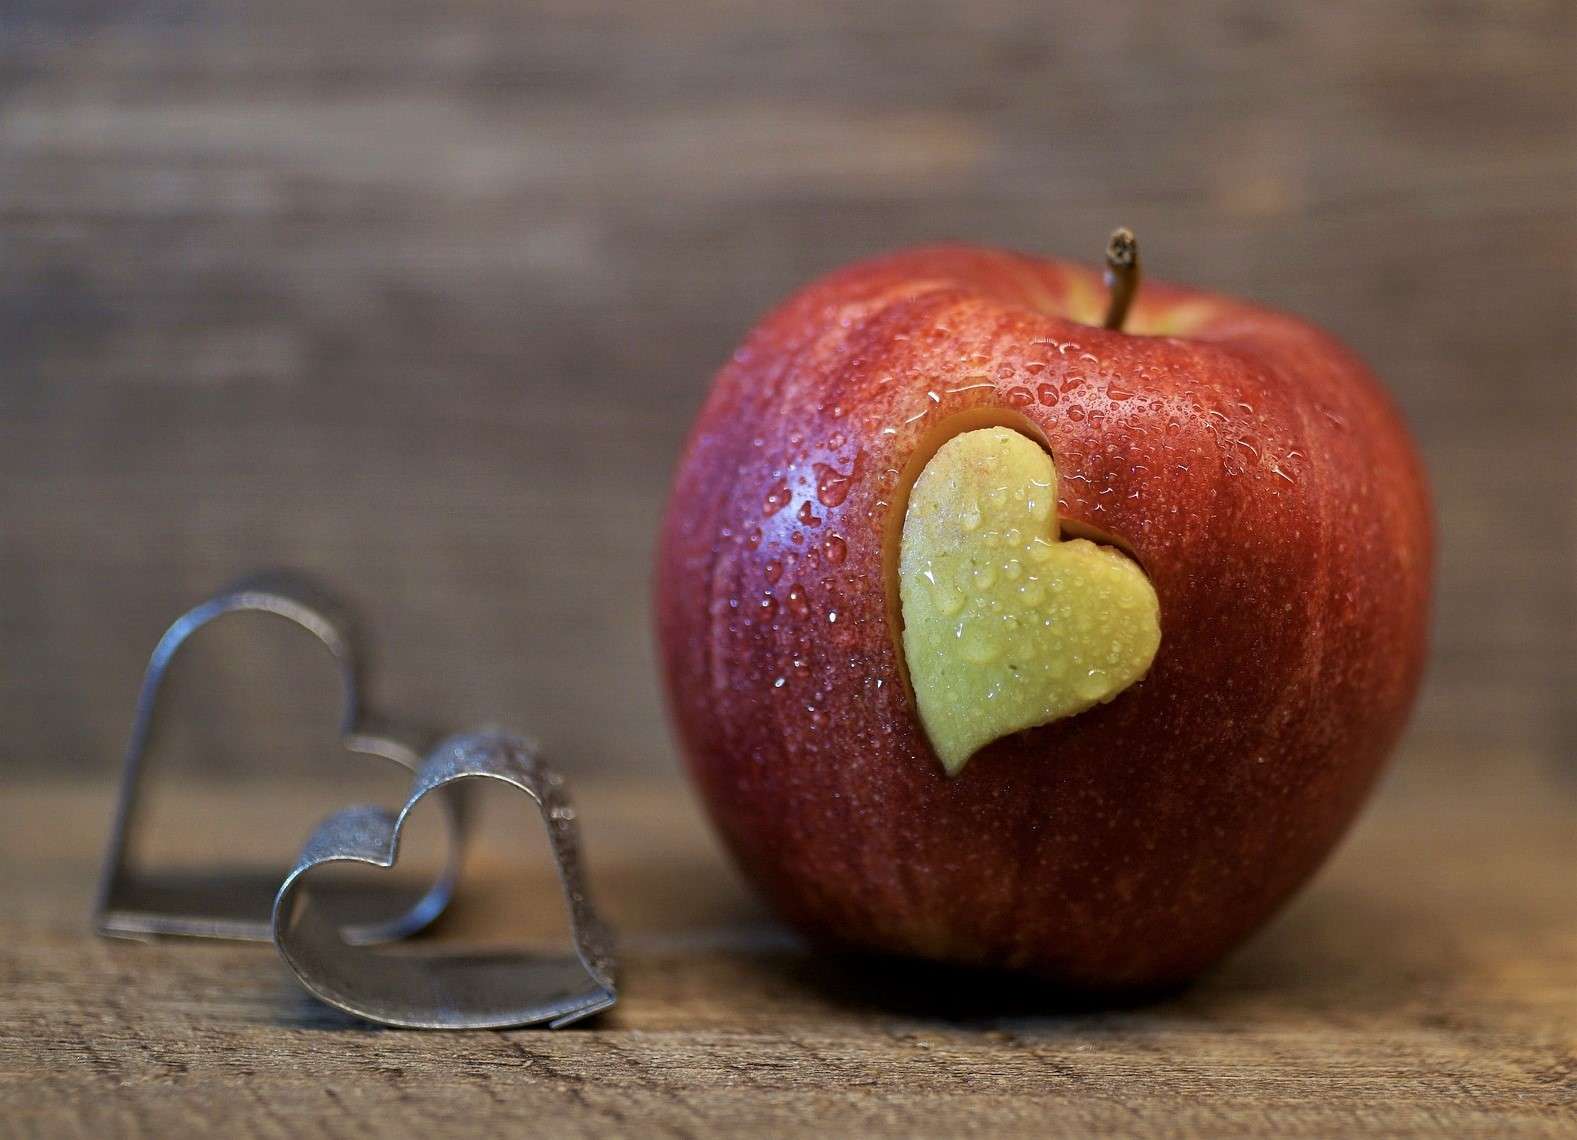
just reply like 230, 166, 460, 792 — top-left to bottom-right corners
656, 245, 1432, 989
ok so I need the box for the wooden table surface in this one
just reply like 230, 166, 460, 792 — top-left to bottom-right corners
2, 765, 1572, 1138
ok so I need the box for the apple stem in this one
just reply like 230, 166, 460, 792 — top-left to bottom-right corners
1103, 227, 1140, 331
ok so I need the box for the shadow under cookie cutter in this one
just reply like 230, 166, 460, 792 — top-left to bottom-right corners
274, 730, 618, 1029
94, 572, 466, 945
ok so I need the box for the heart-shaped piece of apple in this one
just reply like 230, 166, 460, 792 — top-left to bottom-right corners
899, 427, 1162, 774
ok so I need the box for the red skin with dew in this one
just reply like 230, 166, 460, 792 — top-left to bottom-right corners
656, 246, 1432, 989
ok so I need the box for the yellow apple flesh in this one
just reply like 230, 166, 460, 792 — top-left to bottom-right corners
899, 427, 1161, 774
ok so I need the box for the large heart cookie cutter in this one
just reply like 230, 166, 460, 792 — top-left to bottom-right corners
274, 730, 617, 1029
94, 572, 466, 945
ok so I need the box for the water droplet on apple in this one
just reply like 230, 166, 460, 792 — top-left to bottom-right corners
1006, 386, 1034, 408
814, 463, 854, 508
1067, 405, 1086, 422
762, 486, 791, 516
765, 560, 783, 584
786, 583, 810, 618
960, 626, 1001, 664
797, 501, 821, 526
924, 565, 966, 616
1075, 669, 1110, 701
1036, 383, 1059, 406
822, 534, 847, 565
1106, 384, 1134, 401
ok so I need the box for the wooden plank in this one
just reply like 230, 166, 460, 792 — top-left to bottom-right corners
0, 772, 1572, 1137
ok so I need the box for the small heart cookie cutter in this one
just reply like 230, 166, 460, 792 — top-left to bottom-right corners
94, 575, 617, 1029
95, 571, 462, 944
274, 731, 617, 1029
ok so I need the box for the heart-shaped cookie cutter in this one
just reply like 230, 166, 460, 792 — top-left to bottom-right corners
94, 572, 465, 944
274, 731, 618, 1029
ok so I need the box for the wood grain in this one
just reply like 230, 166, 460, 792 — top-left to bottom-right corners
1, 1, 1574, 783
0, 773, 1572, 1137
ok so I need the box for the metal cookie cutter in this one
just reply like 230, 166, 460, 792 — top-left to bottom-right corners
274, 731, 618, 1029
95, 572, 464, 944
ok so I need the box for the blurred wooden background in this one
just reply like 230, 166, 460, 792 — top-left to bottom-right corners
2, 1, 1573, 786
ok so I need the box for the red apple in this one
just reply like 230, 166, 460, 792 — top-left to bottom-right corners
656, 240, 1431, 989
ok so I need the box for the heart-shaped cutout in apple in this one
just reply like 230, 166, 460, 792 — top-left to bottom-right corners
900, 426, 1160, 774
